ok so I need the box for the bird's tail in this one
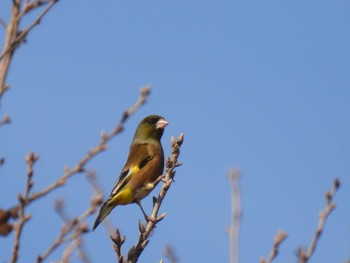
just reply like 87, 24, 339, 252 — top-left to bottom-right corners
93, 202, 114, 231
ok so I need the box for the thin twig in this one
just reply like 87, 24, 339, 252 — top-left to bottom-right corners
125, 133, 184, 263
227, 168, 241, 263
260, 230, 288, 263
60, 223, 91, 263
10, 151, 39, 263
61, 234, 82, 263
37, 196, 98, 263
164, 245, 178, 263
0, 114, 11, 128
298, 178, 341, 263
110, 229, 125, 263
36, 167, 106, 262
77, 241, 92, 263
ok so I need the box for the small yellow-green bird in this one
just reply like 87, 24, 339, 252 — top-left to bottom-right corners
93, 115, 168, 231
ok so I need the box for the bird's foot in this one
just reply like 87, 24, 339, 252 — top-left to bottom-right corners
153, 174, 174, 188
152, 174, 166, 185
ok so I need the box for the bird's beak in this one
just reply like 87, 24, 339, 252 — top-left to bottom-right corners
156, 118, 169, 129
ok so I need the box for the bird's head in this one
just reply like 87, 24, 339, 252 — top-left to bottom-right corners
134, 115, 169, 142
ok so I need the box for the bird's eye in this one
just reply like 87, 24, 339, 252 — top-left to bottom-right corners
147, 118, 156, 124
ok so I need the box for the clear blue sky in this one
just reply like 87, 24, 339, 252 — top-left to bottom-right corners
1, 0, 350, 262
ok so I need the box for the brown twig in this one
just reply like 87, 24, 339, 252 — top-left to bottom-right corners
0, 114, 11, 128
0, 18, 7, 29
60, 223, 91, 263
164, 245, 178, 263
0, 114, 10, 170
36, 195, 99, 263
36, 167, 110, 262
10, 151, 39, 263
298, 178, 341, 263
0, 0, 59, 99
123, 133, 184, 263
260, 230, 288, 263
227, 168, 241, 263
7, 86, 150, 219
110, 229, 126, 263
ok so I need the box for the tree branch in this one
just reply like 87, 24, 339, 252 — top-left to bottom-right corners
10, 151, 39, 263
227, 168, 241, 263
0, 114, 10, 128
298, 178, 341, 263
260, 230, 288, 263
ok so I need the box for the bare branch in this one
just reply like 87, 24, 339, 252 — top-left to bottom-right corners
110, 229, 125, 263
125, 133, 184, 263
260, 230, 288, 263
298, 178, 341, 263
227, 168, 241, 263
10, 151, 39, 263
36, 171, 104, 263
37, 196, 97, 263
60, 223, 91, 263
0, 114, 11, 128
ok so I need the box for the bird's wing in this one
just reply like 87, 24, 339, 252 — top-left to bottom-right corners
108, 143, 152, 198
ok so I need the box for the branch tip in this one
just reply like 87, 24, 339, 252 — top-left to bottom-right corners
139, 220, 146, 233
334, 178, 340, 190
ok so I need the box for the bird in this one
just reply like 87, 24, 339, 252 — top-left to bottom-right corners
93, 115, 168, 231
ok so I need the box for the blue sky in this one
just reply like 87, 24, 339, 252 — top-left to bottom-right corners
1, 0, 350, 262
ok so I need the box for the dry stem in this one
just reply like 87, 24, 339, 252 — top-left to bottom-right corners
227, 168, 241, 263
0, 114, 11, 128
298, 178, 341, 263
37, 196, 98, 263
10, 151, 38, 263
260, 230, 288, 263
163, 245, 178, 263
